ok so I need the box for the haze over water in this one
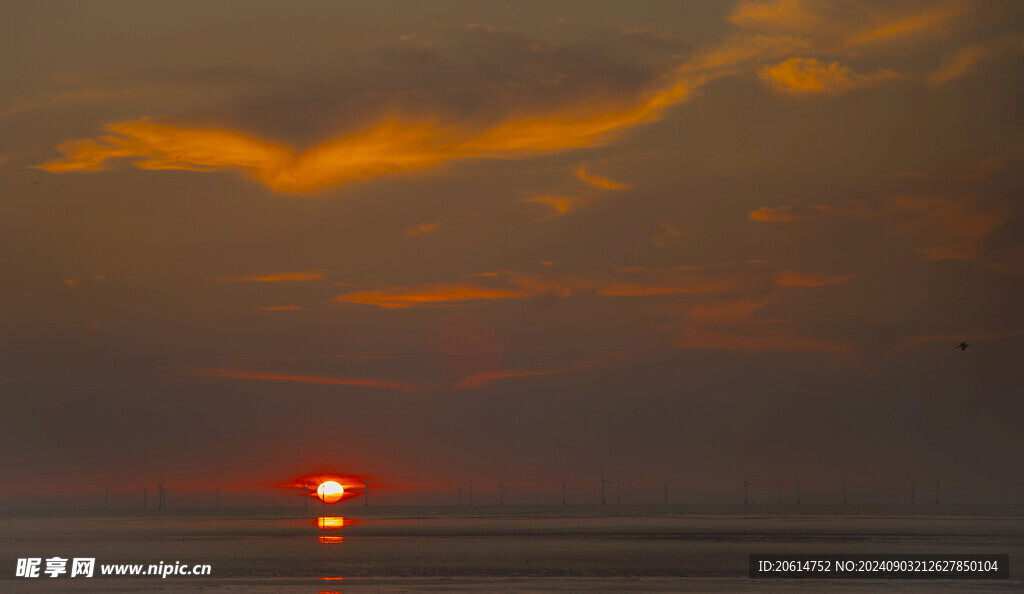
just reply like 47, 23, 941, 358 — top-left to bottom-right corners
3, 504, 1022, 591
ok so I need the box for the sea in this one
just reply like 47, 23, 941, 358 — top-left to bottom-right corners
2, 504, 1022, 592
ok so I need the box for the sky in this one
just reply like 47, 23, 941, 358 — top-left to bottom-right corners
2, 0, 1024, 507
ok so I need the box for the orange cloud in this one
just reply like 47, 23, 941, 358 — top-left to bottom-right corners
753, 190, 1012, 270
774, 270, 857, 288
526, 196, 582, 221
33, 1, 992, 195
334, 282, 533, 308
841, 1, 966, 50
728, 0, 826, 35
229, 270, 324, 282
63, 274, 105, 288
928, 31, 1024, 84
405, 222, 439, 237
686, 297, 775, 325
749, 205, 833, 222
334, 268, 751, 308
37, 55, 700, 192
675, 33, 811, 90
574, 166, 629, 190
882, 195, 1006, 264
193, 368, 421, 392
455, 352, 625, 389
729, 0, 969, 51
759, 58, 899, 95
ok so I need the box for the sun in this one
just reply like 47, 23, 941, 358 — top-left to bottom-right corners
316, 480, 344, 503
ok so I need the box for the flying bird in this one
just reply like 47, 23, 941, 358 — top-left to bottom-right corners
955, 342, 969, 351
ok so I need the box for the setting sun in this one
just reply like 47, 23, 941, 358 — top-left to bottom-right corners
316, 481, 344, 504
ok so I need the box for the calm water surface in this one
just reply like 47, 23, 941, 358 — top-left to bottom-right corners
2, 505, 1022, 592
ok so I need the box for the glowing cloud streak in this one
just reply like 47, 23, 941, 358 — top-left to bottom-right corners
526, 196, 581, 221
37, 69, 693, 192
759, 58, 899, 95
230, 271, 325, 282
574, 166, 630, 190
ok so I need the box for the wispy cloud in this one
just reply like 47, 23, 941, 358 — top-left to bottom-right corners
34, 22, 814, 193
253, 305, 303, 312
730, 0, 980, 97
34, 2, 997, 195
750, 204, 833, 222
729, 0, 970, 51
405, 222, 439, 237
774, 270, 857, 288
192, 368, 422, 392
64, 274, 106, 288
685, 296, 776, 325
751, 181, 1016, 271
334, 282, 534, 308
759, 58, 899, 95
525, 196, 582, 221
35, 51, 699, 192
229, 270, 324, 282
574, 166, 630, 190
0, 75, 238, 121
333, 267, 756, 308
651, 219, 683, 247
928, 31, 1024, 84
455, 352, 625, 389
840, 1, 967, 50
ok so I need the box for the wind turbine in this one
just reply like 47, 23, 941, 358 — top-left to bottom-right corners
776, 482, 783, 504
469, 483, 474, 507
361, 476, 370, 507
560, 480, 567, 506
929, 474, 946, 504
841, 474, 855, 504
457, 484, 463, 506
498, 478, 505, 506
742, 473, 754, 505
794, 473, 802, 505
157, 485, 166, 509
663, 480, 672, 505
600, 471, 614, 505
906, 475, 920, 504
628, 483, 634, 505
142, 486, 150, 509
616, 483, 622, 505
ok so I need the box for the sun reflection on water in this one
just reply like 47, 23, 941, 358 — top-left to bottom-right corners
315, 516, 358, 546
317, 516, 345, 530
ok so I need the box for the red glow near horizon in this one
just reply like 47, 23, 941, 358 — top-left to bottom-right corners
280, 472, 367, 504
